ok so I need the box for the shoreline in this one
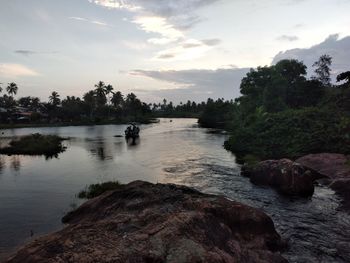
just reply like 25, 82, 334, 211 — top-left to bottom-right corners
0, 118, 160, 130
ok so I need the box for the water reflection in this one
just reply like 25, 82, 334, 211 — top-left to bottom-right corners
10, 156, 21, 172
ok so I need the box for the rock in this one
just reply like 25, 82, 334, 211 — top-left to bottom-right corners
243, 159, 314, 196
5, 181, 287, 263
296, 153, 350, 180
296, 153, 350, 211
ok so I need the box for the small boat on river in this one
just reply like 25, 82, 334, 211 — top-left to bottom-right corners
125, 124, 140, 140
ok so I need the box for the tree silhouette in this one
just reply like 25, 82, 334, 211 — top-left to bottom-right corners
111, 91, 124, 108
312, 54, 332, 86
94, 81, 107, 107
49, 91, 61, 107
6, 82, 18, 97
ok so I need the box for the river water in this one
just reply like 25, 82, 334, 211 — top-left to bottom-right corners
0, 118, 349, 262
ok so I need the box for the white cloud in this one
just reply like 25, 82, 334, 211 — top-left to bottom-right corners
69, 16, 110, 27
0, 63, 39, 77
90, 0, 221, 60
132, 16, 184, 44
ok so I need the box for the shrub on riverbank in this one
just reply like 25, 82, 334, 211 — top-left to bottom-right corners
78, 181, 121, 199
224, 108, 350, 160
0, 133, 66, 157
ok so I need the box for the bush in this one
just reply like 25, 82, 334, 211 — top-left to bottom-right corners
225, 108, 350, 160
0, 133, 66, 157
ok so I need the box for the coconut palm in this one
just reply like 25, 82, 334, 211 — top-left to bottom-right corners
6, 82, 18, 97
94, 81, 107, 107
49, 91, 61, 107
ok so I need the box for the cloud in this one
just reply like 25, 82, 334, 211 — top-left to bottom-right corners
130, 67, 249, 102
132, 16, 184, 44
0, 63, 39, 77
272, 34, 350, 76
277, 35, 299, 42
153, 38, 221, 61
202, 38, 221, 46
69, 16, 110, 26
14, 50, 37, 56
90, 0, 221, 60
14, 50, 58, 56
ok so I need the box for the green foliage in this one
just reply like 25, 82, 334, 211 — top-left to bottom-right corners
198, 98, 235, 128
78, 181, 121, 199
0, 133, 66, 157
220, 56, 350, 160
225, 108, 350, 160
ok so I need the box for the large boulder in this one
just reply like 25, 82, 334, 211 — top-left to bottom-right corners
5, 181, 287, 263
296, 153, 350, 211
243, 159, 314, 196
296, 153, 350, 180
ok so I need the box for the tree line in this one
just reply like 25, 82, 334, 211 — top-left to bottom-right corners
196, 55, 350, 162
0, 80, 216, 124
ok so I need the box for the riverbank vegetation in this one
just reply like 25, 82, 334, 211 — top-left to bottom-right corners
0, 133, 66, 157
0, 80, 225, 128
197, 55, 350, 161
78, 181, 121, 199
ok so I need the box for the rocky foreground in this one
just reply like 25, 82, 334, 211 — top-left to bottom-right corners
243, 153, 350, 211
5, 181, 287, 263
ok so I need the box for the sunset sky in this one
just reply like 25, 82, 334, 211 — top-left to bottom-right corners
1, 0, 350, 103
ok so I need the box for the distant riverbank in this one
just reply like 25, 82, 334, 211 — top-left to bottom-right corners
0, 118, 159, 130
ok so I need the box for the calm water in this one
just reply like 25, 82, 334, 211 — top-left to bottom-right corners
0, 118, 349, 262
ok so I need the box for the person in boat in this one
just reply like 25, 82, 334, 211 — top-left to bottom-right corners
125, 124, 139, 138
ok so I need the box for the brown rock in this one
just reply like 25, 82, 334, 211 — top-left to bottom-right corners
5, 181, 287, 263
243, 159, 314, 196
296, 153, 350, 211
296, 153, 350, 180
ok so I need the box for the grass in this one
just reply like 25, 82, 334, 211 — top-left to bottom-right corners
78, 181, 121, 199
0, 133, 67, 157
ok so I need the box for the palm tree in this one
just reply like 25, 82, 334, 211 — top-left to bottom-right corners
104, 84, 114, 119
94, 81, 107, 107
6, 82, 18, 97
49, 91, 60, 107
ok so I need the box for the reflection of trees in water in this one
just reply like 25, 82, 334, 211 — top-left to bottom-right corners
10, 156, 21, 171
87, 139, 114, 161
0, 156, 5, 173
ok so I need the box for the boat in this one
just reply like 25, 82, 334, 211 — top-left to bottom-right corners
125, 124, 140, 139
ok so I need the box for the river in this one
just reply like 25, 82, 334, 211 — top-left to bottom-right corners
0, 118, 349, 262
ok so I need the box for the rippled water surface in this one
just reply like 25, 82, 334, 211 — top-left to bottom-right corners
0, 119, 349, 262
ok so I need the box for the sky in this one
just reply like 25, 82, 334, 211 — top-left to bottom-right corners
0, 0, 350, 103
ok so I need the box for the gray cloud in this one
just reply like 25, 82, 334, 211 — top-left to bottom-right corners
92, 0, 220, 29
277, 35, 299, 42
273, 34, 350, 76
130, 67, 249, 103
157, 53, 176, 59
14, 50, 37, 56
202, 38, 221, 46
14, 50, 58, 56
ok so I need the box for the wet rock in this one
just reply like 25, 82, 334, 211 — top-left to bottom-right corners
5, 181, 287, 263
243, 159, 314, 196
297, 153, 350, 211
